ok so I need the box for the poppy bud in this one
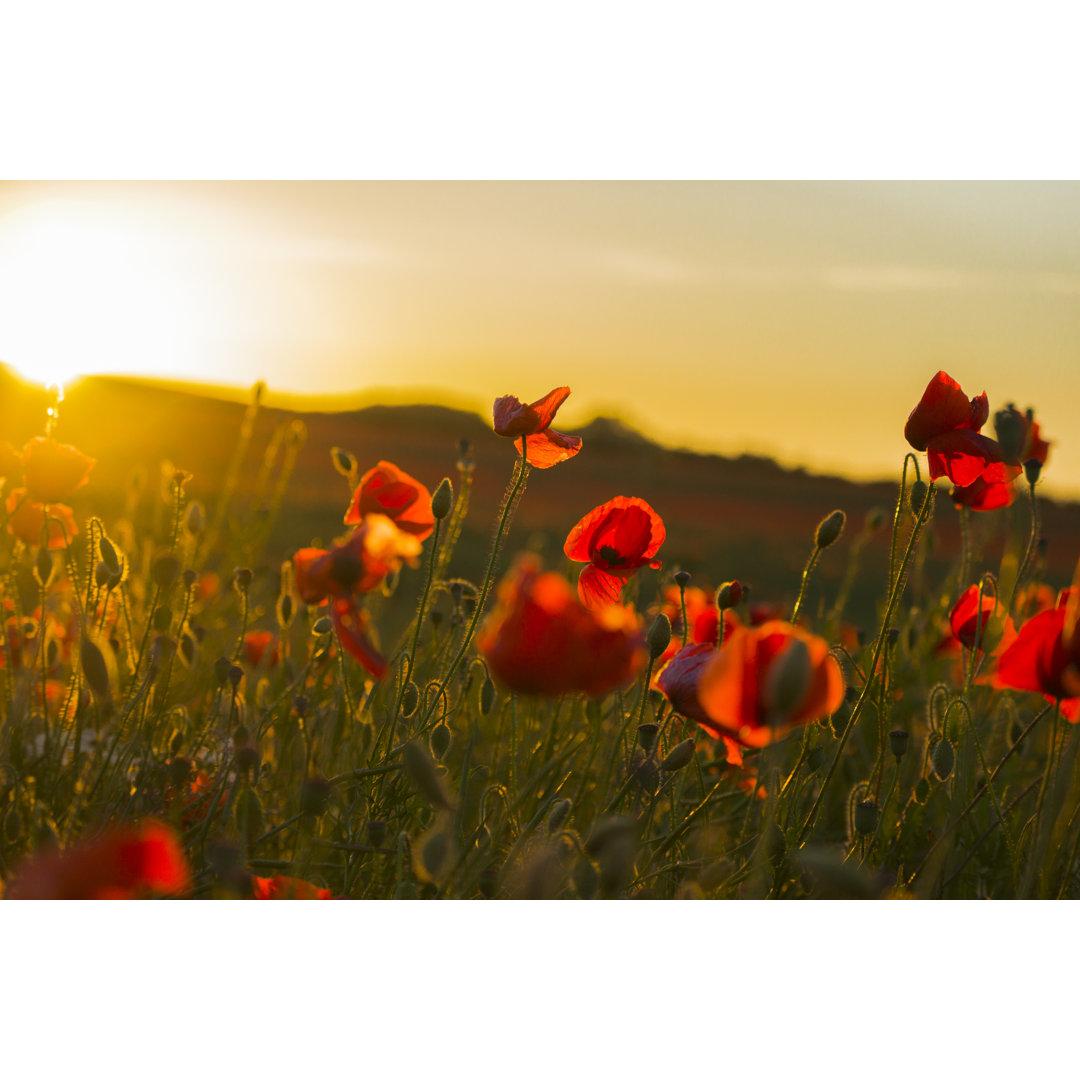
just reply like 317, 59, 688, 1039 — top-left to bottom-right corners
994, 404, 1028, 463
853, 799, 878, 836
366, 820, 388, 847
233, 567, 253, 594
179, 631, 198, 667
660, 738, 695, 772
80, 636, 111, 699
153, 554, 181, 589
300, 775, 332, 817
716, 580, 743, 608
637, 722, 659, 756
865, 507, 886, 533
413, 827, 452, 884
546, 799, 572, 834
401, 681, 419, 717
633, 758, 661, 793
34, 548, 53, 589
647, 613, 672, 660
909, 480, 928, 515
153, 605, 173, 633
46, 637, 59, 670
312, 616, 333, 635
914, 776, 930, 804
213, 656, 231, 686
479, 676, 495, 716
931, 737, 955, 781
1024, 459, 1042, 486
182, 568, 197, 589
183, 500, 206, 536
429, 722, 452, 760
235, 785, 264, 846
431, 477, 454, 520
814, 510, 846, 550
889, 729, 909, 759
293, 694, 309, 718
277, 592, 293, 629
331, 446, 357, 478
673, 570, 691, 588
99, 535, 121, 577
94, 561, 111, 588
227, 664, 244, 690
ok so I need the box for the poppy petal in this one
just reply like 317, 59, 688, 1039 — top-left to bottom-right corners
493, 386, 571, 437
578, 564, 626, 609
904, 371, 983, 451
927, 429, 1008, 487
523, 429, 582, 469
330, 598, 388, 679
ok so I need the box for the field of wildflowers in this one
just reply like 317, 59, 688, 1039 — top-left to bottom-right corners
0, 370, 1075, 900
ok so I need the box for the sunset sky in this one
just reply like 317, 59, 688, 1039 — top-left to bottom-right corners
1, 180, 1078, 495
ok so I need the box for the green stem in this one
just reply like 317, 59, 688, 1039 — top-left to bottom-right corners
790, 549, 820, 626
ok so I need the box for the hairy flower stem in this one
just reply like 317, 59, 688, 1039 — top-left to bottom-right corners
798, 474, 936, 844
428, 439, 529, 720
790, 549, 820, 626
1007, 477, 1040, 615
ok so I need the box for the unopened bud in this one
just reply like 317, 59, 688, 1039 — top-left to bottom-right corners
227, 664, 244, 690
889, 729, 909, 759
153, 605, 173, 632
647, 613, 672, 660
276, 592, 293, 629
634, 758, 661, 793
480, 676, 495, 716
660, 738, 695, 772
300, 776, 332, 817
814, 510, 846, 550
914, 777, 931, 804
931, 737, 955, 780
331, 446, 357, 477
1024, 459, 1042, 487
235, 742, 261, 777
716, 580, 743, 608
94, 561, 111, 588
153, 553, 181, 589
401, 681, 419, 717
99, 535, 121, 576
182, 568, 197, 589
179, 631, 198, 667
431, 477, 454, 520
854, 799, 878, 836
402, 740, 456, 811
312, 616, 333, 635
183, 500, 206, 535
80, 636, 111, 699
430, 722, 452, 760
909, 480, 928, 515
34, 548, 53, 588
233, 567, 253, 593
213, 656, 231, 686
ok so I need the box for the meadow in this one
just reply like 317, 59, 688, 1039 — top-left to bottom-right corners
0, 370, 1075, 900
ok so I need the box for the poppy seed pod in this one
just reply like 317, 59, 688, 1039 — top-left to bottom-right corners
673, 570, 691, 588
213, 656, 231, 686
647, 613, 672, 660
430, 477, 454, 520
889, 729, 909, 759
814, 510, 846, 550
853, 799, 878, 836
1024, 458, 1042, 486
637, 723, 660, 756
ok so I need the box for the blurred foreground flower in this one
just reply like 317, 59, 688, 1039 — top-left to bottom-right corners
949, 584, 1015, 654
695, 621, 845, 747
344, 460, 434, 541
22, 436, 95, 504
564, 496, 665, 609
7, 820, 190, 899
492, 385, 582, 468
5, 489, 77, 548
476, 556, 646, 696
251, 875, 332, 900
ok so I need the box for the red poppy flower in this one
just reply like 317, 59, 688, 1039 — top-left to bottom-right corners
251, 875, 332, 900
5, 490, 78, 548
995, 587, 1080, 714
0, 442, 22, 480
695, 621, 845, 748
292, 515, 422, 605
344, 461, 434, 542
21, 436, 95, 504
242, 630, 281, 669
8, 820, 190, 899
656, 643, 718, 726
476, 556, 646, 697
656, 585, 740, 665
492, 386, 582, 469
905, 371, 1019, 491
1023, 417, 1051, 465
564, 496, 665, 609
950, 470, 1016, 512
329, 597, 387, 679
949, 584, 1016, 653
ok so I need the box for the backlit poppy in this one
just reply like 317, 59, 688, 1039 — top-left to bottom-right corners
5, 490, 78, 548
949, 584, 1016, 653
696, 621, 845, 747
995, 585, 1080, 717
344, 461, 434, 541
476, 556, 646, 697
251, 875, 333, 900
7, 820, 190, 899
904, 371, 1019, 490
564, 496, 665, 609
242, 630, 281, 669
656, 585, 740, 665
22, 436, 95, 504
492, 386, 583, 469
950, 469, 1016, 512
329, 597, 387, 679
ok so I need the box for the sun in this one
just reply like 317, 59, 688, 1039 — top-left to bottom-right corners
0, 201, 206, 389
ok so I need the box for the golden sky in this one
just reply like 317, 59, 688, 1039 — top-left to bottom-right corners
1, 180, 1078, 496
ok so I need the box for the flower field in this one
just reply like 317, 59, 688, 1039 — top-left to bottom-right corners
0, 371, 1075, 899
